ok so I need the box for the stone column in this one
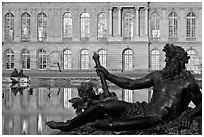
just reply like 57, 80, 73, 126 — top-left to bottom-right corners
118, 7, 122, 37
30, 8, 37, 41
108, 8, 113, 37
90, 8, 97, 41
134, 7, 139, 38
72, 8, 80, 41
179, 8, 185, 41
197, 8, 202, 41
161, 8, 167, 41
145, 7, 149, 36
14, 8, 20, 42
2, 10, 5, 42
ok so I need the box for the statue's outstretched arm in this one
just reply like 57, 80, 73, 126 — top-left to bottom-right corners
106, 72, 155, 90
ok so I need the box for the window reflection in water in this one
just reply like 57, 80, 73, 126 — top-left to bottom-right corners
2, 83, 149, 135
64, 88, 72, 109
21, 118, 28, 134
38, 114, 43, 134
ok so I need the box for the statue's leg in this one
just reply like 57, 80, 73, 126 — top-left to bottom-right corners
46, 100, 130, 131
92, 117, 161, 131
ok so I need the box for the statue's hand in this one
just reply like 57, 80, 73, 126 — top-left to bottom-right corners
178, 112, 192, 129
93, 52, 100, 61
96, 66, 109, 78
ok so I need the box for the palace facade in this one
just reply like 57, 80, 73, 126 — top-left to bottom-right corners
2, 2, 202, 76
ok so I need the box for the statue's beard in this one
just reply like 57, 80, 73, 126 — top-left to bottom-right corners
162, 61, 181, 79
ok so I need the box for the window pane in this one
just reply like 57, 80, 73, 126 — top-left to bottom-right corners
63, 49, 72, 70
80, 49, 89, 69
37, 13, 47, 41
21, 12, 31, 40
150, 12, 160, 41
22, 49, 30, 70
63, 13, 72, 38
168, 12, 178, 39
123, 12, 133, 40
151, 49, 160, 70
5, 13, 14, 41
187, 49, 196, 71
123, 49, 133, 70
80, 13, 90, 38
97, 13, 107, 38
98, 49, 107, 68
5, 49, 14, 69
38, 49, 46, 70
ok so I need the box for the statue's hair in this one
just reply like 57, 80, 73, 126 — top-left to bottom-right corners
163, 43, 190, 69
162, 44, 191, 79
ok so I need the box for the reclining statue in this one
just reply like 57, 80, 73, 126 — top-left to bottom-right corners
46, 43, 202, 132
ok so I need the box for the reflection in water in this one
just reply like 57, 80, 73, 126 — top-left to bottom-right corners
21, 119, 28, 135
38, 114, 43, 134
123, 89, 133, 103
64, 88, 72, 109
2, 82, 149, 135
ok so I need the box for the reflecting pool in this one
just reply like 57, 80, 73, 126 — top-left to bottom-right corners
2, 79, 149, 135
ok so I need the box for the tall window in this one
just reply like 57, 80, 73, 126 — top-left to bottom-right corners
186, 12, 196, 41
168, 12, 178, 40
38, 49, 47, 70
80, 13, 90, 38
63, 49, 72, 70
151, 49, 160, 70
150, 12, 160, 41
5, 12, 14, 41
187, 49, 196, 72
5, 49, 14, 70
80, 49, 89, 70
123, 12, 133, 40
21, 12, 31, 41
63, 12, 72, 39
22, 49, 30, 70
98, 49, 107, 68
122, 48, 133, 70
37, 12, 47, 41
97, 12, 107, 38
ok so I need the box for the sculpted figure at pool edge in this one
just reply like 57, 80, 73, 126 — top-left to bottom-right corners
46, 43, 202, 132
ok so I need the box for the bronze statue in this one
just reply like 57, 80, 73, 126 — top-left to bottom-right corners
46, 43, 202, 132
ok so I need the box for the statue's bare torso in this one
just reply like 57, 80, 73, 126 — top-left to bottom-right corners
144, 71, 197, 119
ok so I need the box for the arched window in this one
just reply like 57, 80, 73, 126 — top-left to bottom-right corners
150, 12, 160, 41
151, 49, 160, 70
98, 49, 107, 68
63, 12, 72, 39
5, 49, 14, 70
22, 49, 30, 70
187, 49, 196, 72
37, 49, 47, 70
122, 89, 133, 103
80, 49, 89, 70
123, 12, 133, 40
80, 13, 90, 38
37, 12, 47, 41
21, 12, 31, 41
5, 12, 14, 41
97, 12, 107, 38
186, 12, 196, 41
63, 49, 72, 70
122, 48, 133, 70
168, 12, 178, 40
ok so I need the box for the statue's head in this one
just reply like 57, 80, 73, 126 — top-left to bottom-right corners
162, 43, 190, 79
77, 82, 95, 100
